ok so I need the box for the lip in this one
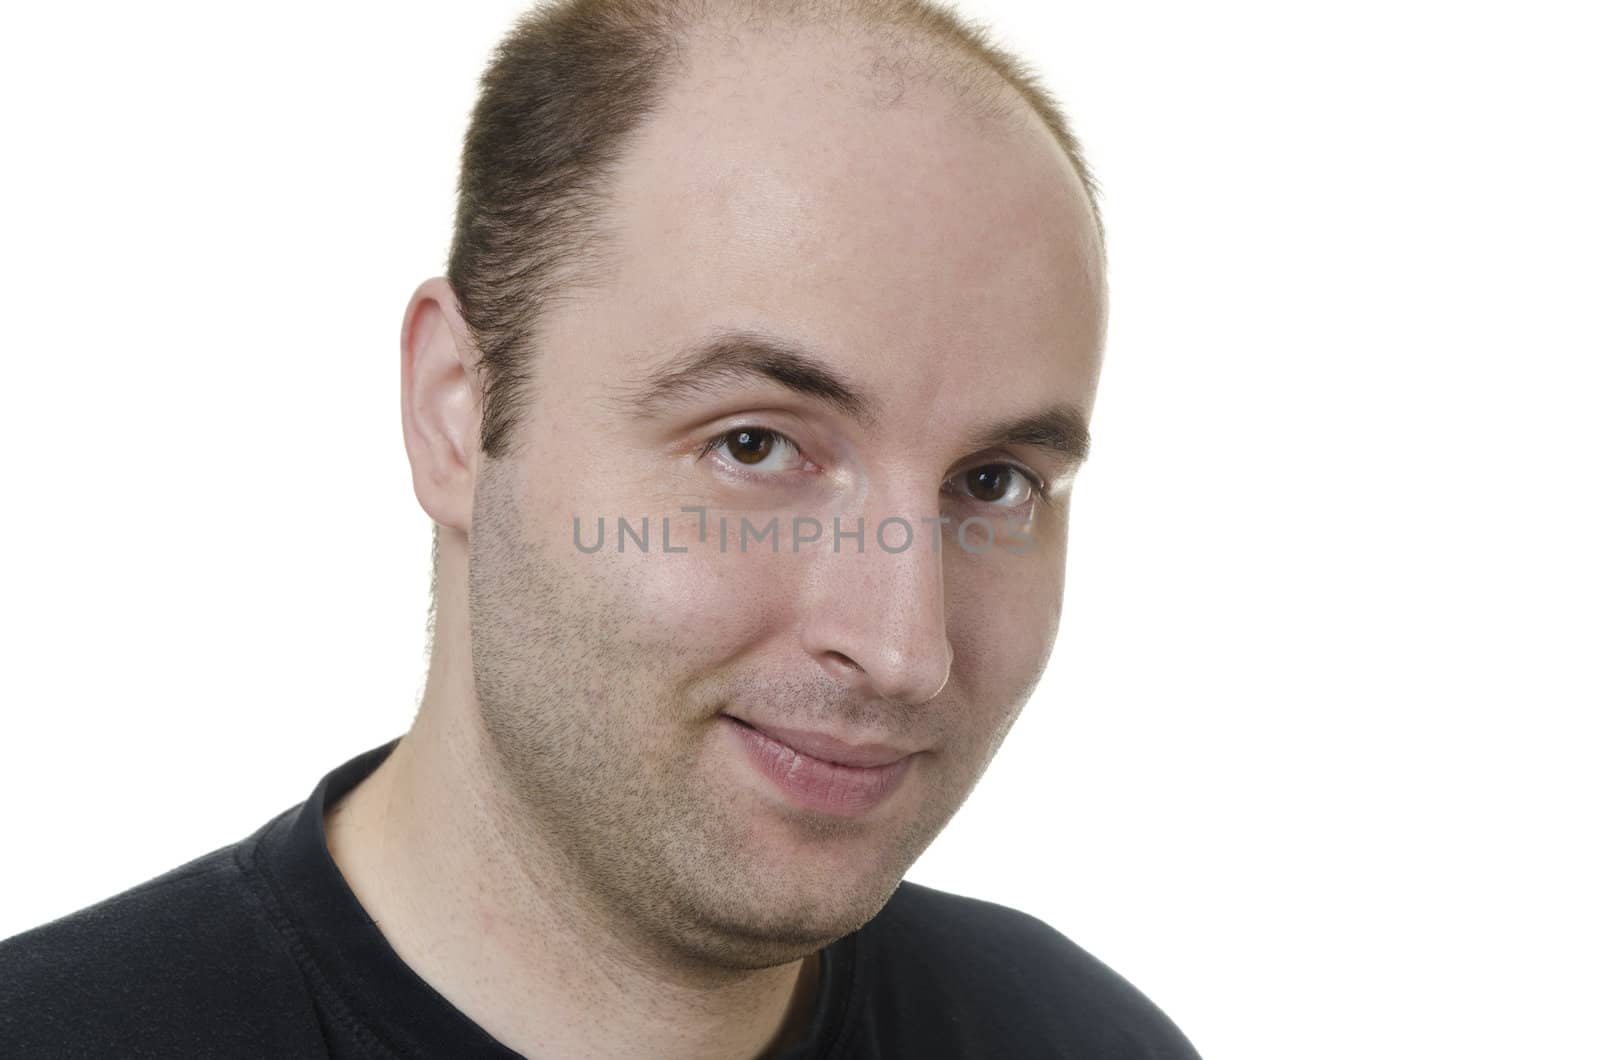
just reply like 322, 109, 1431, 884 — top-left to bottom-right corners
730, 717, 915, 767
720, 714, 916, 817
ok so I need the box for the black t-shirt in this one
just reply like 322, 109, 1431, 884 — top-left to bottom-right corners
1, 740, 1202, 1058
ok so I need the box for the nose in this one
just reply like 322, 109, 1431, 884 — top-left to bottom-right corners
798, 504, 954, 707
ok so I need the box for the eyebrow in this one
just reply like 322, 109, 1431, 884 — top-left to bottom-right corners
610, 327, 1090, 465
963, 405, 1092, 469
610, 329, 882, 427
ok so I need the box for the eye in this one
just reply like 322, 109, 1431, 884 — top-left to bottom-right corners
698, 426, 808, 474
947, 463, 1042, 508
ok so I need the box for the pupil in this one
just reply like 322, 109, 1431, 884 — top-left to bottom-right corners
968, 466, 1010, 502
730, 429, 772, 464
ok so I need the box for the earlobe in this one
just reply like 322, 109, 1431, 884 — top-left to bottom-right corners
400, 276, 479, 535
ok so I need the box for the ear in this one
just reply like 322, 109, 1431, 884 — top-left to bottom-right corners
400, 277, 478, 535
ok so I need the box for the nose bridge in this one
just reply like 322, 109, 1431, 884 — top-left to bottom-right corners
800, 490, 954, 707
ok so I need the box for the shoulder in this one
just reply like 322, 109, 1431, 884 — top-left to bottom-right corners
858, 880, 1202, 1059
0, 838, 325, 1057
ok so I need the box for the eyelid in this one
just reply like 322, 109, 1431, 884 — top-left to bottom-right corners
953, 457, 1048, 494
695, 424, 1049, 508
944, 460, 1046, 510
695, 424, 812, 472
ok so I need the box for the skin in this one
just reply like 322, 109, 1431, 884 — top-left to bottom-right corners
325, 21, 1106, 1060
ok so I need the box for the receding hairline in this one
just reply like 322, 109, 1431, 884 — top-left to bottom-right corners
430, 0, 1105, 613
603, 0, 1103, 250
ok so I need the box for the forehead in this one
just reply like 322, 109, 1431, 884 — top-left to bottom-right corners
546, 24, 1105, 422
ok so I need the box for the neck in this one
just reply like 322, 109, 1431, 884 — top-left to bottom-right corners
324, 668, 821, 1060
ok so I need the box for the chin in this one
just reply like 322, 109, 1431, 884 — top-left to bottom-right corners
711, 859, 899, 955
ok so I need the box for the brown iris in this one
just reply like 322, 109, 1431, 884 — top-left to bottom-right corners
727, 428, 774, 465
963, 465, 1016, 503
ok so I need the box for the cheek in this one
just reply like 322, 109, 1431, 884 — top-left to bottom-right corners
519, 440, 797, 680
564, 515, 805, 668
947, 552, 1064, 715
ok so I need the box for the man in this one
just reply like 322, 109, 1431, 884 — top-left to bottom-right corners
1, 0, 1201, 1056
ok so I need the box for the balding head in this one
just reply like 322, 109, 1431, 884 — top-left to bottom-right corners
446, 0, 1103, 461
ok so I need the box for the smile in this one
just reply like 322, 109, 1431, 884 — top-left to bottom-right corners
719, 715, 916, 817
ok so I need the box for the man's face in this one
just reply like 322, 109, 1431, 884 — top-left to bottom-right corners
466, 29, 1105, 969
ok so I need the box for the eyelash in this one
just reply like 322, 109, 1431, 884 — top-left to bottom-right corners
696, 425, 1047, 508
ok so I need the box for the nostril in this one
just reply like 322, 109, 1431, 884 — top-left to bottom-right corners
823, 650, 865, 674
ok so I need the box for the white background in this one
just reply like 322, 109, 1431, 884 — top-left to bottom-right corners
2, 2, 1596, 1057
